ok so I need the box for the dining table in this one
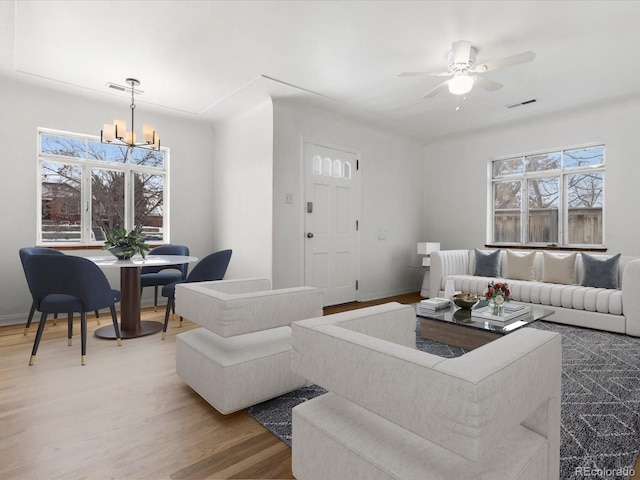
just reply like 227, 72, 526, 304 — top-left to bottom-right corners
81, 254, 198, 339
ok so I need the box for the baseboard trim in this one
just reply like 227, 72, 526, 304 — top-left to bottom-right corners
1, 298, 166, 327
357, 288, 418, 303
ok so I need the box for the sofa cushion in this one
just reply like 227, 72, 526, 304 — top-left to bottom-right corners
292, 392, 550, 480
444, 275, 623, 315
176, 327, 306, 414
292, 319, 561, 464
581, 253, 621, 289
505, 250, 537, 281
542, 252, 576, 285
175, 282, 323, 337
473, 249, 501, 277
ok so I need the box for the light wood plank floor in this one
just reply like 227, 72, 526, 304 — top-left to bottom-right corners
0, 293, 421, 480
5, 292, 637, 479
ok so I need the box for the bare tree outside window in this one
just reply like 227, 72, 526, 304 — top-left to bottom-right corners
494, 181, 522, 243
38, 130, 167, 244
565, 147, 604, 244
528, 177, 559, 243
567, 172, 603, 244
491, 145, 604, 246
41, 162, 82, 242
91, 168, 125, 234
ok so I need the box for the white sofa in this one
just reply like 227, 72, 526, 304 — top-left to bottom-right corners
291, 302, 562, 480
430, 249, 640, 337
174, 278, 323, 414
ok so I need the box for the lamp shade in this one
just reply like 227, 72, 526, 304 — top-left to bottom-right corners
448, 74, 474, 95
102, 124, 115, 142
417, 242, 440, 255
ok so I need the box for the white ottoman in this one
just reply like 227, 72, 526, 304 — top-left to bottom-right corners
177, 326, 306, 415
174, 279, 323, 414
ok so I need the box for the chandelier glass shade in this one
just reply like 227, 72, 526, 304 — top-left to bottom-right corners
448, 73, 475, 95
101, 78, 160, 150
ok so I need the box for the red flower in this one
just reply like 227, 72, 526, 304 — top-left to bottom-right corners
485, 280, 511, 301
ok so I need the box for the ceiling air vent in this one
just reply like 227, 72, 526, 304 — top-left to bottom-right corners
506, 99, 537, 109
106, 81, 143, 95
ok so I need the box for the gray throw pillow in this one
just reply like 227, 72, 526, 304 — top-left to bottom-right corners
581, 253, 621, 289
474, 249, 501, 277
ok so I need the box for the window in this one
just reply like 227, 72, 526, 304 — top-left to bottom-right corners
38, 128, 169, 245
312, 154, 352, 180
490, 145, 604, 247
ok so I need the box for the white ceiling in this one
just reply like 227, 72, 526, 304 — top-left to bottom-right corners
3, 0, 640, 143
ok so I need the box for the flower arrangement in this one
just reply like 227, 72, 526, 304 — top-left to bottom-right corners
485, 281, 510, 314
485, 280, 511, 302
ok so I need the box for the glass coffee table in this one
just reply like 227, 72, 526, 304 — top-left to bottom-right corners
416, 300, 554, 350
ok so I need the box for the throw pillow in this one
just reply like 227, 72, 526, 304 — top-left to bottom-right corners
473, 249, 501, 277
542, 251, 577, 285
581, 253, 621, 289
505, 250, 537, 281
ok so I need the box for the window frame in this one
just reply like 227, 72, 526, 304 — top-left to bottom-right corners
37, 127, 170, 247
489, 144, 605, 248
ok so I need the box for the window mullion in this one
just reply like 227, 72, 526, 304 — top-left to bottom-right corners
83, 165, 90, 244
559, 173, 566, 246
522, 177, 527, 245
124, 169, 132, 232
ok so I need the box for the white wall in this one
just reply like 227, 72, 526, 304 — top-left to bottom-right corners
211, 100, 274, 280
272, 98, 425, 300
0, 75, 217, 325
424, 95, 640, 256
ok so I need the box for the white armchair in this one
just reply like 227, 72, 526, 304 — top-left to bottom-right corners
291, 302, 562, 480
175, 278, 323, 414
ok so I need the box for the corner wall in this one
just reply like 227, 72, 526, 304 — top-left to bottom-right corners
272, 98, 425, 300
211, 100, 274, 280
423, 95, 640, 256
0, 75, 217, 325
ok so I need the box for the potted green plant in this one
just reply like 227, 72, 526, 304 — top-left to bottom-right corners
103, 225, 150, 260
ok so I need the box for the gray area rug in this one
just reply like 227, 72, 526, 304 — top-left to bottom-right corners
246, 320, 640, 479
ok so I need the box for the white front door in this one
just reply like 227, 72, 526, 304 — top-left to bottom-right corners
304, 142, 359, 306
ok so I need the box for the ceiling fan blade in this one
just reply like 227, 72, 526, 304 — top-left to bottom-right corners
397, 71, 451, 78
451, 40, 472, 65
479, 51, 536, 72
423, 81, 450, 98
473, 76, 503, 92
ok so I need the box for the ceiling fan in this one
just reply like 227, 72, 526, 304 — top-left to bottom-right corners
398, 40, 536, 98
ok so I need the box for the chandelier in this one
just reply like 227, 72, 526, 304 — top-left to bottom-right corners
101, 78, 160, 151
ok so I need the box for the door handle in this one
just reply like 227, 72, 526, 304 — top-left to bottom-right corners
307, 232, 314, 238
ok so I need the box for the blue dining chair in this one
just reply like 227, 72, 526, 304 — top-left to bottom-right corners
19, 248, 104, 335
19, 247, 65, 334
140, 245, 190, 311
19, 248, 103, 335
24, 254, 123, 366
161, 249, 232, 339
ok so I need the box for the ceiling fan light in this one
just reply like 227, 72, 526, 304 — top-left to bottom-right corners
448, 74, 474, 95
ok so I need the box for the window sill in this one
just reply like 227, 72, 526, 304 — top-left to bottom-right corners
37, 244, 166, 251
484, 244, 607, 252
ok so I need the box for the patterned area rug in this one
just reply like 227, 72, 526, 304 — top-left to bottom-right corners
246, 320, 640, 479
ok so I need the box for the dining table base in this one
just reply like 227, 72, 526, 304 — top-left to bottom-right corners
94, 265, 162, 340
95, 321, 164, 339
85, 254, 197, 341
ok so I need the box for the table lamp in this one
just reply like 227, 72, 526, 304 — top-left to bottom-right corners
417, 242, 440, 267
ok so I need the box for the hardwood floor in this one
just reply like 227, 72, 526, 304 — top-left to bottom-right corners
0, 293, 421, 480
10, 291, 634, 479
